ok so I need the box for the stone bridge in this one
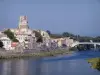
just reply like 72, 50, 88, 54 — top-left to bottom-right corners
71, 42, 100, 49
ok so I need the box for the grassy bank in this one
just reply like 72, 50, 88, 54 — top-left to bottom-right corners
0, 49, 73, 59
87, 58, 100, 70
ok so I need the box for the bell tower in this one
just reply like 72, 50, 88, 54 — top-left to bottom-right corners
18, 16, 29, 29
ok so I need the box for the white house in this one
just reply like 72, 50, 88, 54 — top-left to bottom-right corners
0, 32, 19, 50
0, 37, 12, 50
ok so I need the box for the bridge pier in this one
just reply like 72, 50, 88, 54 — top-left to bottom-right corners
94, 44, 97, 51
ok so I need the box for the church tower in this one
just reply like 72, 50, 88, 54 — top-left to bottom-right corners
18, 16, 29, 29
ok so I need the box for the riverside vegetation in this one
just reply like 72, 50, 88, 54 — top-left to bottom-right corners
88, 58, 100, 71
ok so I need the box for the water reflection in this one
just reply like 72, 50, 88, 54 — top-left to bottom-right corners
0, 59, 29, 75
88, 58, 100, 71
0, 58, 45, 75
2, 61, 11, 75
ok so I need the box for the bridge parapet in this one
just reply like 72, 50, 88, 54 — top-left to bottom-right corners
71, 42, 100, 47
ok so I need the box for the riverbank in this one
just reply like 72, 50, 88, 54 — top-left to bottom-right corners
0, 49, 73, 59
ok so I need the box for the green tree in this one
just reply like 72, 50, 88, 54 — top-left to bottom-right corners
62, 32, 75, 37
93, 36, 100, 42
50, 34, 63, 38
33, 30, 43, 43
46, 30, 51, 35
3, 29, 19, 42
0, 40, 3, 48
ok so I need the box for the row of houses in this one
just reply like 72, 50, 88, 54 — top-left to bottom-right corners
50, 37, 74, 47
0, 31, 75, 50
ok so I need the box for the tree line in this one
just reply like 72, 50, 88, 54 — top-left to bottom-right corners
46, 30, 100, 42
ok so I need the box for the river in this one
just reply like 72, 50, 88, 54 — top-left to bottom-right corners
0, 50, 100, 75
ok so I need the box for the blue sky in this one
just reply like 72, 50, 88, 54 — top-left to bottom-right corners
0, 0, 100, 36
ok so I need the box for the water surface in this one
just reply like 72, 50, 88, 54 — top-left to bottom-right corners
0, 51, 100, 75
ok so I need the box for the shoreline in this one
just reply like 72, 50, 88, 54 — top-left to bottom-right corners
0, 49, 73, 59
